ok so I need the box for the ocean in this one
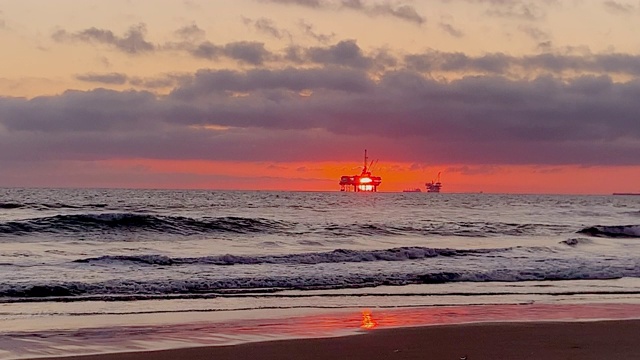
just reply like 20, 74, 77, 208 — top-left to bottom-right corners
1, 188, 639, 358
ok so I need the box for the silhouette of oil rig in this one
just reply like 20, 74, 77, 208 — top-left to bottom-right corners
339, 150, 382, 192
426, 172, 442, 193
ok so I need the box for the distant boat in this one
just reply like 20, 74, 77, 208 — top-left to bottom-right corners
426, 172, 442, 193
402, 188, 422, 193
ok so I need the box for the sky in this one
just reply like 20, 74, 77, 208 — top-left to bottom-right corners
1, 0, 640, 193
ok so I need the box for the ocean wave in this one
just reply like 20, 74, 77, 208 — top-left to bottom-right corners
1, 266, 637, 301
0, 214, 571, 239
73, 246, 503, 266
0, 213, 291, 236
577, 225, 640, 238
0, 203, 24, 209
560, 238, 593, 246
316, 221, 569, 238
0, 202, 108, 210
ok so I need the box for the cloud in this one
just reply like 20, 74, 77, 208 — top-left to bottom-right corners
76, 72, 128, 85
486, 3, 546, 20
458, 0, 555, 20
74, 72, 186, 89
50, 25, 375, 68
518, 25, 549, 42
403, 50, 640, 77
189, 41, 273, 65
603, 1, 637, 14
285, 40, 375, 69
262, 0, 323, 7
0, 89, 158, 133
305, 40, 373, 68
52, 23, 155, 54
258, 0, 425, 25
129, 73, 188, 89
174, 23, 206, 41
169, 66, 374, 100
439, 22, 464, 38
298, 20, 335, 43
341, 0, 426, 24
243, 17, 291, 40
2, 66, 640, 167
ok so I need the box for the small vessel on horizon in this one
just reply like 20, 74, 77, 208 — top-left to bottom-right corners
402, 188, 422, 193
426, 172, 442, 193
339, 150, 382, 192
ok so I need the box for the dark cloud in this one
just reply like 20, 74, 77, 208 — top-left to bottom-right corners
189, 41, 221, 59
306, 40, 372, 69
0, 89, 158, 133
223, 41, 272, 65
174, 23, 206, 41
76, 73, 128, 85
286, 40, 374, 69
404, 52, 510, 74
403, 50, 640, 77
188, 41, 273, 65
2, 66, 640, 167
52, 23, 154, 54
169, 67, 374, 100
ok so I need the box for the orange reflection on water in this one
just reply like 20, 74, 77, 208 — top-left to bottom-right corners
360, 310, 378, 330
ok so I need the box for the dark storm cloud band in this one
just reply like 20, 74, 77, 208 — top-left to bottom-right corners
1, 68, 639, 165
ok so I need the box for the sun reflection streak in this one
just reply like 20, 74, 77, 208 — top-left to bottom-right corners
360, 309, 378, 330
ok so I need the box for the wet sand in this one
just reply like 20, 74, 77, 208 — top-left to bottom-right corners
31, 319, 640, 360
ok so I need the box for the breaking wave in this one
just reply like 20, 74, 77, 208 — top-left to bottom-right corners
0, 214, 291, 236
319, 222, 569, 238
560, 238, 593, 246
0, 213, 572, 239
1, 266, 637, 301
0, 203, 24, 209
73, 246, 505, 266
577, 225, 640, 238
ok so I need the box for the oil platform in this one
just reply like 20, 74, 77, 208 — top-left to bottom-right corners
339, 150, 382, 192
426, 172, 442, 193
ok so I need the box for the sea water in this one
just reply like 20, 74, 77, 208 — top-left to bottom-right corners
1, 188, 639, 358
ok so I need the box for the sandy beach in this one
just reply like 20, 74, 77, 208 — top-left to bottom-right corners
29, 319, 640, 360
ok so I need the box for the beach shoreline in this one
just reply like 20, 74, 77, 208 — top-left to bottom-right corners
25, 319, 640, 360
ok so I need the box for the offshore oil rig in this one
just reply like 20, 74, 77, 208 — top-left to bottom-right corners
426, 172, 442, 193
339, 150, 382, 192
